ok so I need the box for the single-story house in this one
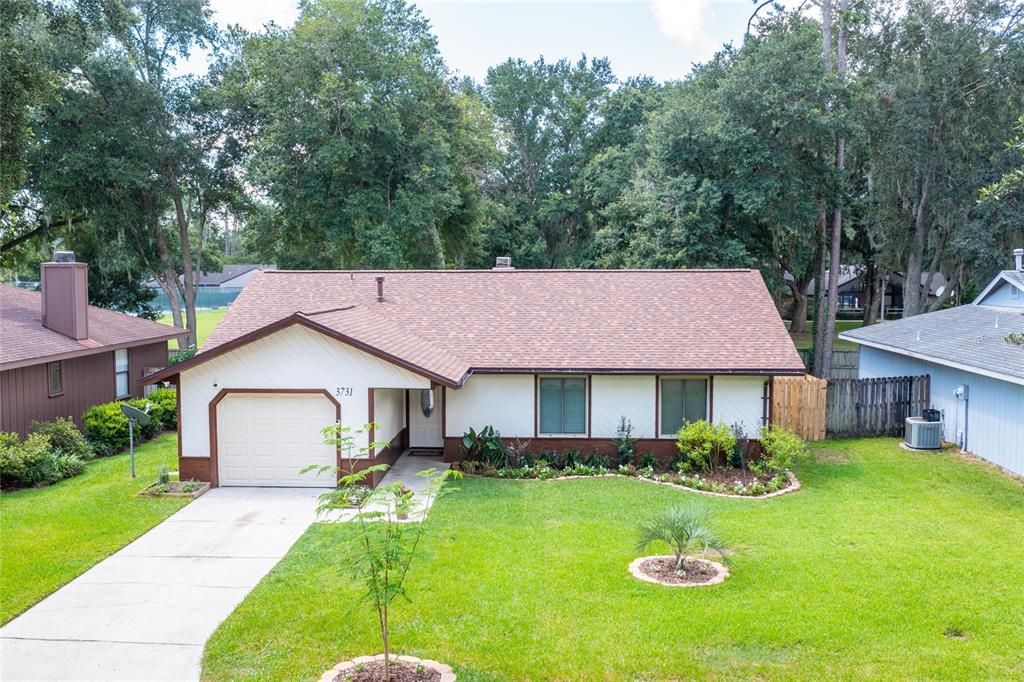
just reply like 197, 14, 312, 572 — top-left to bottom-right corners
146, 261, 806, 488
1, 254, 186, 436
145, 263, 275, 289
840, 249, 1024, 477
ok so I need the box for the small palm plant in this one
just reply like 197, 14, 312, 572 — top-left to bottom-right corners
635, 503, 728, 573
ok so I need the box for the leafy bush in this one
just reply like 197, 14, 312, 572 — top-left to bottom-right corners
637, 452, 658, 469
83, 402, 131, 456
157, 464, 171, 485
125, 399, 160, 440
168, 347, 196, 365
31, 417, 94, 460
147, 387, 178, 429
0, 432, 86, 489
756, 424, 808, 473
676, 420, 736, 473
0, 432, 28, 484
583, 450, 608, 468
53, 452, 85, 479
461, 425, 507, 468
615, 416, 636, 466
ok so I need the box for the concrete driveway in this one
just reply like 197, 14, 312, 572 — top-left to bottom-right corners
0, 487, 324, 681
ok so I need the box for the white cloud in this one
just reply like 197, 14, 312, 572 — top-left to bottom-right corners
650, 0, 716, 58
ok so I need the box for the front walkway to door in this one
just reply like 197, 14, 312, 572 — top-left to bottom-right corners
0, 487, 323, 681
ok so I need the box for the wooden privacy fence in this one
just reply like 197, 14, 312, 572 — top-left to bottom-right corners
826, 375, 930, 438
796, 349, 860, 379
772, 375, 828, 441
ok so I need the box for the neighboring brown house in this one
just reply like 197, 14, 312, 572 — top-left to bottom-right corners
147, 260, 805, 488
1, 255, 186, 436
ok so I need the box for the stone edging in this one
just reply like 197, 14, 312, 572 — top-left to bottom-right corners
628, 554, 730, 587
462, 470, 801, 500
320, 654, 455, 682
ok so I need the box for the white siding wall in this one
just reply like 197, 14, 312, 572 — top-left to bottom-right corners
444, 374, 534, 438
374, 388, 405, 445
591, 375, 656, 438
860, 346, 1024, 476
179, 325, 429, 458
712, 376, 767, 438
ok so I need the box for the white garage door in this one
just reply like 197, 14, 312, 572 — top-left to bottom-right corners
217, 393, 337, 487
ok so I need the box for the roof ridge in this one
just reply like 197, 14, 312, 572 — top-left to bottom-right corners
261, 268, 755, 274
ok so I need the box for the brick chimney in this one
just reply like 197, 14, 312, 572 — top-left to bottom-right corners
41, 251, 89, 340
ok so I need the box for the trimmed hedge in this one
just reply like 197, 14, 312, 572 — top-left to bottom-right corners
0, 432, 85, 489
83, 389, 178, 457
31, 417, 94, 460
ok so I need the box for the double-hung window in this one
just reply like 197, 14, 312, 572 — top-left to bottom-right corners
48, 361, 64, 397
660, 378, 707, 436
114, 349, 130, 398
538, 377, 587, 435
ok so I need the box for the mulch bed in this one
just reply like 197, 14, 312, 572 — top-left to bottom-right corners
334, 660, 441, 682
636, 556, 720, 585
682, 468, 774, 486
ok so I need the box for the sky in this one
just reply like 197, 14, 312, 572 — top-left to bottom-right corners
183, 0, 791, 83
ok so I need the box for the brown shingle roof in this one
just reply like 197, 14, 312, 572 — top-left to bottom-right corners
157, 269, 803, 386
1, 285, 185, 370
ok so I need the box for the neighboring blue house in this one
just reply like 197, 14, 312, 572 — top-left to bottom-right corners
840, 249, 1024, 478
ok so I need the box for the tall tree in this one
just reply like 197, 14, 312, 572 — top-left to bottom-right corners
230, 0, 495, 269
27, 0, 229, 348
482, 55, 614, 267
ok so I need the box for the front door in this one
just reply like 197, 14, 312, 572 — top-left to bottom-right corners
408, 388, 442, 448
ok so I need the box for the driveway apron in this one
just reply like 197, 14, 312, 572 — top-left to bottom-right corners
0, 487, 323, 681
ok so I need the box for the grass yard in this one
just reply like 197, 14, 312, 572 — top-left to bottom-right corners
158, 307, 229, 349
203, 439, 1024, 681
788, 319, 863, 351
0, 433, 187, 624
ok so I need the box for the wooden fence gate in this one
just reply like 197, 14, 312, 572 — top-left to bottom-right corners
771, 375, 828, 441
826, 375, 930, 437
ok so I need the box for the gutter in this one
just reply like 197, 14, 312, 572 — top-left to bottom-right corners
838, 332, 1024, 387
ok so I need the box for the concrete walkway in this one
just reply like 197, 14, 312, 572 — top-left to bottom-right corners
331, 453, 449, 522
0, 487, 324, 681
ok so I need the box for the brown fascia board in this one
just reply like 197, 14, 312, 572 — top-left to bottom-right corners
0, 330, 187, 372
468, 367, 806, 376
143, 314, 466, 388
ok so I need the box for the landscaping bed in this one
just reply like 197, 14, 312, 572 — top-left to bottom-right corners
139, 479, 210, 498
322, 655, 454, 682
629, 555, 728, 587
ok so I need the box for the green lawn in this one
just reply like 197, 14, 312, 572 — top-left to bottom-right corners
788, 319, 863, 351
158, 307, 228, 349
0, 434, 187, 624
203, 439, 1024, 681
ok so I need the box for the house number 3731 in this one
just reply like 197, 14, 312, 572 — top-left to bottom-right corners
335, 387, 353, 397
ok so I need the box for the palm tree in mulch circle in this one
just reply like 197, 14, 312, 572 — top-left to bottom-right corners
634, 503, 729, 573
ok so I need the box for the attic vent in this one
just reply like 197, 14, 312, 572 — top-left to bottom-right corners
493, 256, 513, 270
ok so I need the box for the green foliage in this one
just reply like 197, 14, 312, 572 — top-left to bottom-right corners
307, 421, 462, 679
0, 433, 83, 489
461, 426, 507, 468
615, 416, 635, 466
637, 452, 658, 469
156, 464, 170, 485
147, 388, 179, 429
676, 420, 737, 473
635, 503, 729, 572
82, 404, 130, 457
756, 425, 808, 474
30, 417, 93, 460
168, 348, 197, 366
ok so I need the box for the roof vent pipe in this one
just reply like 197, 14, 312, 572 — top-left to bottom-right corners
376, 276, 385, 302
1014, 248, 1023, 271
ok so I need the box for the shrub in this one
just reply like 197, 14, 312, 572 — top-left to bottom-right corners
157, 464, 171, 485
16, 434, 61, 486
53, 452, 85, 479
0, 432, 27, 485
461, 425, 507, 468
126, 399, 160, 440
756, 424, 808, 473
634, 503, 729, 572
147, 387, 178, 429
583, 450, 608, 468
637, 452, 658, 469
676, 420, 736, 473
31, 417, 94, 460
615, 416, 636, 466
168, 347, 196, 365
83, 402, 131, 456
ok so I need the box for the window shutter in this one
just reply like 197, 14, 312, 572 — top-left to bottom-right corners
562, 378, 587, 434
661, 380, 684, 435
539, 379, 563, 434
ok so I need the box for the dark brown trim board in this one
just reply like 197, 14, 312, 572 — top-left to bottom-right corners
533, 375, 539, 437
708, 375, 714, 423
368, 388, 376, 457
205, 388, 342, 488
587, 374, 592, 438
440, 385, 447, 439
654, 374, 661, 438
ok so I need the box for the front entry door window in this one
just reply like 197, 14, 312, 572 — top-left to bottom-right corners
409, 388, 442, 448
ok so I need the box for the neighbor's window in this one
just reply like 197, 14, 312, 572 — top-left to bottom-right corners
660, 378, 707, 436
538, 377, 586, 435
114, 349, 129, 398
48, 361, 63, 397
